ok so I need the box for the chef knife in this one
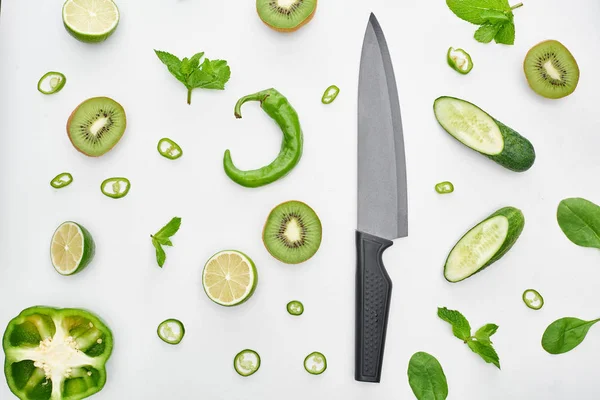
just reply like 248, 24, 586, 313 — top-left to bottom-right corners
355, 13, 408, 383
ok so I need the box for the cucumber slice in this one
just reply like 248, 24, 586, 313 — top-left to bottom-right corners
434, 96, 535, 172
444, 207, 525, 282
234, 349, 260, 377
157, 319, 185, 345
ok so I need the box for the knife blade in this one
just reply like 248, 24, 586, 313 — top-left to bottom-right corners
355, 12, 407, 383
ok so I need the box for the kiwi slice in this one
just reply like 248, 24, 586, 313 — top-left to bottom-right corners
67, 97, 127, 157
256, 0, 317, 32
524, 40, 580, 99
263, 200, 322, 264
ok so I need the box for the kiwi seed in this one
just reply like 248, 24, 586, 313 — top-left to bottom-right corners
263, 200, 322, 264
67, 97, 127, 157
524, 40, 580, 100
256, 0, 318, 33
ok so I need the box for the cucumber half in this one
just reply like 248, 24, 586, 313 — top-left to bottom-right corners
434, 97, 535, 172
444, 207, 525, 283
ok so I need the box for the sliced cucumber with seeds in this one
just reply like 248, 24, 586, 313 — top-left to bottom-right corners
444, 207, 525, 283
157, 319, 185, 345
304, 352, 327, 375
234, 349, 260, 377
434, 97, 535, 172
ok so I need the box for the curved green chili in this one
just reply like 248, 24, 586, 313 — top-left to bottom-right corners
157, 138, 183, 160
321, 85, 340, 104
37, 71, 67, 95
223, 88, 303, 188
50, 172, 73, 189
101, 177, 131, 199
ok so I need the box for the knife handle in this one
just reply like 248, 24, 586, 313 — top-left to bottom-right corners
355, 230, 393, 383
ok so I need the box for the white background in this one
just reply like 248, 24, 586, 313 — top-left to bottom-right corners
1, 0, 600, 399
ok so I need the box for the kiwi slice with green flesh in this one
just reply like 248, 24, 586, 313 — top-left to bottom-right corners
67, 97, 127, 157
257, 0, 317, 32
263, 200, 322, 264
524, 40, 579, 99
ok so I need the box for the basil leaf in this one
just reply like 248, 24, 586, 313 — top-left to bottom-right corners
474, 324, 498, 345
467, 340, 500, 369
437, 307, 471, 341
407, 352, 448, 400
542, 317, 600, 354
557, 198, 600, 249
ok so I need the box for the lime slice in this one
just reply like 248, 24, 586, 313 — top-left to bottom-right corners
202, 250, 258, 307
62, 0, 120, 43
50, 221, 95, 276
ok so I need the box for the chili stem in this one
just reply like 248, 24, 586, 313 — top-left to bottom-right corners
510, 3, 523, 10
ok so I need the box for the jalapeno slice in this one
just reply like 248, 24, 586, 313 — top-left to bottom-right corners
287, 300, 304, 316
157, 138, 183, 160
321, 85, 340, 104
447, 47, 473, 75
3, 306, 113, 400
157, 319, 185, 345
304, 351, 327, 375
50, 172, 73, 189
523, 289, 544, 310
37, 72, 67, 95
435, 181, 454, 194
234, 349, 261, 377
100, 177, 131, 199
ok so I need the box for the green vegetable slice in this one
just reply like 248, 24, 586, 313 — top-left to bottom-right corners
50, 172, 73, 189
234, 349, 260, 377
435, 181, 454, 194
522, 289, 544, 310
447, 47, 473, 74
287, 300, 304, 316
3, 306, 113, 400
50, 221, 95, 276
157, 138, 183, 160
100, 177, 131, 199
321, 85, 340, 104
37, 72, 66, 95
157, 319, 185, 345
304, 352, 327, 375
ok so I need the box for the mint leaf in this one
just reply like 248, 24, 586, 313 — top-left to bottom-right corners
154, 217, 182, 240
481, 9, 510, 23
474, 324, 499, 344
152, 238, 166, 268
474, 23, 502, 43
153, 237, 173, 247
446, 0, 511, 24
190, 59, 231, 90
467, 340, 501, 369
155, 50, 181, 69
189, 52, 204, 70
438, 307, 471, 341
494, 19, 515, 44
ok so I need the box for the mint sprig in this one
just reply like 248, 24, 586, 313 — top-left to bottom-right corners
154, 50, 231, 105
446, 0, 523, 45
438, 307, 501, 369
151, 217, 182, 267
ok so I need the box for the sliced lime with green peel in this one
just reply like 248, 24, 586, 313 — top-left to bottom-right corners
202, 250, 258, 307
62, 0, 120, 43
50, 221, 95, 276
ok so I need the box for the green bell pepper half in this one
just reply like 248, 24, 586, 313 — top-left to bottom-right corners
3, 306, 113, 400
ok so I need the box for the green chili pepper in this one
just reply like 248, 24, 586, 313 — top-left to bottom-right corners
233, 349, 261, 377
287, 300, 304, 316
37, 71, 67, 95
447, 47, 473, 75
157, 319, 185, 344
50, 172, 73, 189
3, 306, 113, 400
523, 289, 544, 310
100, 177, 131, 199
157, 138, 183, 160
435, 181, 454, 194
304, 352, 327, 375
223, 88, 303, 188
321, 85, 340, 104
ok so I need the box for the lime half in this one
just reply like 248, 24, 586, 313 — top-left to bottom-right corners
62, 0, 120, 43
50, 221, 95, 275
202, 250, 258, 307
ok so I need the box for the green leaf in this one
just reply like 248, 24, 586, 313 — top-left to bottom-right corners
481, 9, 510, 23
180, 57, 192, 76
446, 0, 511, 25
557, 198, 600, 249
407, 352, 449, 400
494, 19, 515, 45
467, 340, 500, 369
474, 23, 502, 43
474, 324, 499, 345
542, 317, 600, 354
438, 307, 471, 341
152, 238, 166, 268
189, 59, 231, 90
154, 217, 182, 241
153, 236, 173, 247
155, 50, 181, 69
189, 52, 205, 70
